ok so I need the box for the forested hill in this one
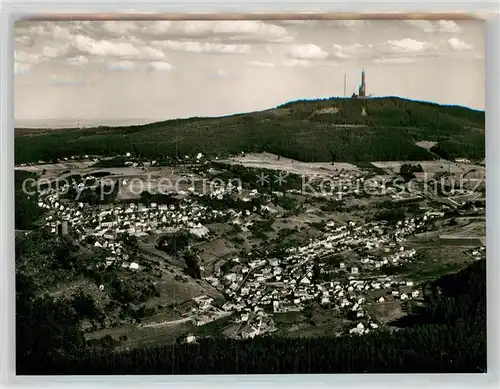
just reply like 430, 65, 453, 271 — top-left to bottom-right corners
15, 97, 485, 164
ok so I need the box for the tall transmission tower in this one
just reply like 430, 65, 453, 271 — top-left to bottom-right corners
344, 73, 347, 97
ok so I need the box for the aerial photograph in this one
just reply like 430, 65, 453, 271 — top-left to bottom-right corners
14, 19, 486, 374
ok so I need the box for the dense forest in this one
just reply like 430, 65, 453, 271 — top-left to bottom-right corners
15, 97, 485, 164
15, 170, 45, 230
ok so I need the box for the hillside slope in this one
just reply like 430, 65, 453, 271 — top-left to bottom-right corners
15, 97, 485, 164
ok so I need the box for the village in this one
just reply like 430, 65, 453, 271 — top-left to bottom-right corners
19, 151, 486, 342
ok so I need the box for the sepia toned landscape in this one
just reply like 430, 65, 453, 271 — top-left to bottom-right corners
15, 19, 485, 374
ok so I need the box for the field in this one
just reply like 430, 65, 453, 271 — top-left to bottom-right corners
15, 163, 212, 201
371, 160, 484, 176
415, 140, 438, 150
221, 152, 360, 177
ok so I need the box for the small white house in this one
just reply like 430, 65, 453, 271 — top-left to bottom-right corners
129, 262, 139, 270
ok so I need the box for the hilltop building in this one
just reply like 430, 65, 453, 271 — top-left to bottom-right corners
351, 69, 368, 99
359, 69, 366, 97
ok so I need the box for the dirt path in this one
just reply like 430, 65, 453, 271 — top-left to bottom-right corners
139, 317, 193, 328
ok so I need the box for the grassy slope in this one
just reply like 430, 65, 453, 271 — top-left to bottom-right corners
15, 97, 485, 164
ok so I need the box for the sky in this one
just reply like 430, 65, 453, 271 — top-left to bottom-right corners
14, 19, 485, 128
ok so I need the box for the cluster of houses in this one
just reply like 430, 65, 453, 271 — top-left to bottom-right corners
37, 171, 291, 278
22, 151, 210, 167
288, 171, 388, 199
183, 295, 278, 340
185, 295, 234, 327
466, 246, 486, 261
31, 158, 485, 339
38, 178, 257, 237
39, 169, 446, 338
203, 211, 445, 336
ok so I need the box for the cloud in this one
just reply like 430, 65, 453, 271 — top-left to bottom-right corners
373, 57, 414, 64
141, 21, 293, 43
287, 44, 328, 60
101, 21, 138, 36
74, 35, 165, 60
42, 45, 68, 59
107, 60, 136, 71
211, 21, 290, 42
249, 60, 275, 68
404, 20, 435, 32
14, 62, 31, 76
152, 40, 250, 55
271, 20, 317, 26
332, 20, 364, 29
148, 61, 173, 71
331, 43, 364, 59
386, 38, 432, 53
448, 37, 474, 51
140, 46, 166, 60
437, 20, 461, 33
324, 20, 365, 30
14, 51, 43, 64
282, 59, 312, 68
404, 20, 461, 33
15, 35, 34, 47
15, 23, 73, 66
66, 55, 89, 68
272, 20, 364, 31
49, 24, 73, 41
13, 19, 481, 79
331, 45, 350, 59
74, 35, 139, 57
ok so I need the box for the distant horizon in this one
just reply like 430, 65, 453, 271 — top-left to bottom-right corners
15, 95, 485, 129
